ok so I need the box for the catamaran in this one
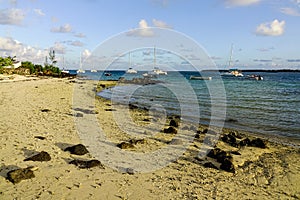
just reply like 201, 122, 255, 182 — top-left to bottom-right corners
143, 47, 167, 77
221, 44, 243, 77
126, 52, 137, 74
77, 52, 85, 73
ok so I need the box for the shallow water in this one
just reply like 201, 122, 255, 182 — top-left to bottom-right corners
81, 70, 300, 140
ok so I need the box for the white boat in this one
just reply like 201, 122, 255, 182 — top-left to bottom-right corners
126, 52, 137, 74
77, 52, 85, 73
127, 68, 137, 74
61, 56, 70, 74
221, 44, 243, 77
153, 67, 167, 75
61, 69, 70, 74
143, 47, 167, 77
190, 75, 212, 80
91, 69, 97, 73
247, 74, 263, 80
222, 69, 244, 77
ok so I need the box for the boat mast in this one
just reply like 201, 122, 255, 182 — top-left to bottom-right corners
154, 46, 156, 68
129, 51, 131, 68
228, 44, 233, 68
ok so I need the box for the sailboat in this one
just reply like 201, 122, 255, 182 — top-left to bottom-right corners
126, 52, 137, 74
143, 47, 167, 77
77, 52, 85, 73
61, 56, 70, 74
221, 44, 243, 77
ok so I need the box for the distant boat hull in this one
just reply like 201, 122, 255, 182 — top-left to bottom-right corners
77, 69, 85, 73
190, 76, 212, 80
126, 68, 137, 74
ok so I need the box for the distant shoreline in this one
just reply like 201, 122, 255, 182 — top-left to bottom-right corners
203, 69, 300, 73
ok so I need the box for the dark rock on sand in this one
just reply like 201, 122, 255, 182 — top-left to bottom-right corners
129, 103, 138, 110
220, 159, 235, 173
75, 113, 84, 117
239, 138, 251, 147
24, 151, 51, 162
64, 144, 89, 155
125, 168, 135, 175
221, 134, 238, 147
163, 127, 178, 134
117, 142, 134, 149
34, 136, 46, 140
69, 159, 103, 169
216, 151, 233, 163
250, 138, 267, 148
41, 109, 50, 112
207, 148, 221, 159
169, 119, 179, 127
203, 162, 218, 170
128, 139, 146, 145
7, 167, 35, 183
105, 108, 117, 111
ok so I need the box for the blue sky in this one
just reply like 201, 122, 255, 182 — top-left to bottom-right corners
0, 0, 300, 70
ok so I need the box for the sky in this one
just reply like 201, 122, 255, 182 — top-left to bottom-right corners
0, 0, 300, 70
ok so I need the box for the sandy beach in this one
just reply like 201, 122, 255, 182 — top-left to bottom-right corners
0, 77, 299, 199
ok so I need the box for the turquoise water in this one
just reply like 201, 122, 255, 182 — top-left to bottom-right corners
83, 71, 300, 140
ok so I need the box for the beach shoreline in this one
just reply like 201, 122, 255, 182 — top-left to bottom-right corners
0, 77, 299, 199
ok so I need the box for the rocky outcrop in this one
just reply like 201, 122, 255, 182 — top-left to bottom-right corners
24, 151, 51, 162
64, 144, 89, 155
69, 159, 103, 169
7, 167, 35, 183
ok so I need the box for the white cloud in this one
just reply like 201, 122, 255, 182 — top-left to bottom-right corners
74, 33, 86, 38
255, 19, 285, 36
0, 8, 25, 25
70, 40, 84, 47
82, 49, 91, 59
224, 0, 261, 7
0, 36, 48, 63
33, 9, 45, 16
126, 19, 155, 37
51, 24, 72, 33
51, 42, 66, 54
280, 7, 300, 16
127, 19, 172, 37
152, 19, 172, 28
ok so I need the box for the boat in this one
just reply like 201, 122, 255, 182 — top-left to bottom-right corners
190, 75, 212, 80
153, 67, 167, 75
61, 69, 70, 74
126, 52, 137, 74
143, 47, 167, 77
222, 69, 244, 77
91, 69, 97, 73
77, 52, 85, 73
61, 56, 70, 74
127, 68, 137, 74
142, 72, 157, 78
221, 44, 243, 77
247, 74, 263, 80
104, 72, 112, 76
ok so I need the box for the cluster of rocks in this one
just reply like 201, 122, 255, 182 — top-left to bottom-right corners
117, 139, 146, 150
163, 115, 181, 134
202, 131, 268, 173
221, 131, 267, 149
118, 77, 163, 85
6, 143, 102, 184
206, 148, 235, 173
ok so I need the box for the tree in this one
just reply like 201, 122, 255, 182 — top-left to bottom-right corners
48, 49, 57, 66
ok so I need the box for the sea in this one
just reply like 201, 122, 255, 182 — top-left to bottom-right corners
75, 70, 300, 142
